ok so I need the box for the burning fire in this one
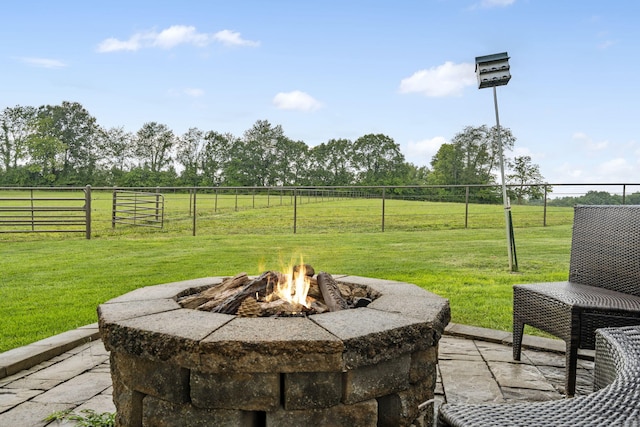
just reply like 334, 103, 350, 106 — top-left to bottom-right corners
177, 260, 375, 317
268, 260, 311, 308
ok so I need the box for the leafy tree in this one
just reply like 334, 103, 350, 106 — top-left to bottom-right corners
273, 136, 309, 186
428, 125, 516, 202
36, 102, 99, 184
176, 127, 205, 186
25, 116, 67, 184
202, 131, 234, 186
579, 191, 623, 205
0, 105, 36, 174
351, 133, 408, 185
507, 155, 545, 204
225, 120, 297, 186
405, 164, 430, 185
626, 192, 640, 205
96, 126, 134, 185
428, 143, 464, 185
134, 122, 175, 174
307, 138, 355, 185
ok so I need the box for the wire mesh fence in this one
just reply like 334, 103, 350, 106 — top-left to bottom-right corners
0, 183, 638, 239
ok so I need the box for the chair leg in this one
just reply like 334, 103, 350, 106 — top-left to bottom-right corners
565, 340, 579, 397
513, 319, 525, 361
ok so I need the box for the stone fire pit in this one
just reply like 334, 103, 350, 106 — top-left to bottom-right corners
98, 275, 450, 427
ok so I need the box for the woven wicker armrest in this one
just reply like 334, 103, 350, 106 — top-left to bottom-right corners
437, 325, 640, 427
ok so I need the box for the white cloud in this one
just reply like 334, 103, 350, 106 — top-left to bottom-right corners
213, 30, 260, 47
405, 137, 447, 166
467, 0, 514, 10
97, 25, 259, 53
572, 132, 608, 151
97, 38, 138, 52
480, 0, 515, 7
550, 156, 637, 185
154, 26, 211, 49
597, 158, 634, 179
399, 62, 476, 97
273, 91, 323, 111
20, 57, 67, 68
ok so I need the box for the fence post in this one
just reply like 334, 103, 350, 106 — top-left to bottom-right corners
112, 187, 117, 229
30, 189, 35, 231
543, 185, 548, 227
293, 188, 298, 234
85, 185, 92, 240
381, 188, 386, 232
155, 187, 160, 222
623, 184, 627, 205
465, 186, 470, 228
192, 188, 197, 237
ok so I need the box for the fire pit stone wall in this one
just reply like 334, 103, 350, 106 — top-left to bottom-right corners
98, 275, 450, 427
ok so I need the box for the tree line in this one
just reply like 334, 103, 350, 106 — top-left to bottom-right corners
0, 101, 546, 202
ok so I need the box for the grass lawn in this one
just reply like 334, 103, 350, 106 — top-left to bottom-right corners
0, 219, 572, 352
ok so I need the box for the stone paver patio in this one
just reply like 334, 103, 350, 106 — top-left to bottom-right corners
0, 323, 594, 426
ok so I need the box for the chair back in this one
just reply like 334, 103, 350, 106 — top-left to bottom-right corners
569, 205, 640, 297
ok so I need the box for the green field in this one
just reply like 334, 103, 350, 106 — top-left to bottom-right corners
0, 193, 573, 352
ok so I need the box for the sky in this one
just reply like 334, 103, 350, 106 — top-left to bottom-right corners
3, 0, 640, 190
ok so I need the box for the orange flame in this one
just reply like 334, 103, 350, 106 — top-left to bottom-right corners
271, 260, 311, 308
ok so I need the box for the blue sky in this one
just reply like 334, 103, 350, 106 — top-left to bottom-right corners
3, 0, 640, 187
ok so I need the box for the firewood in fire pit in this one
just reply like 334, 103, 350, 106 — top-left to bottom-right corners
293, 263, 315, 278
311, 300, 329, 314
212, 271, 277, 315
237, 297, 261, 317
317, 272, 350, 312
259, 299, 305, 316
179, 273, 251, 309
306, 276, 321, 300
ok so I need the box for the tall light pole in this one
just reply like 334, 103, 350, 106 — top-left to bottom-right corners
475, 52, 517, 272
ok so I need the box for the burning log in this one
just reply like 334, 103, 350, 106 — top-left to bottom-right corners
293, 263, 315, 278
317, 272, 349, 312
177, 265, 378, 316
212, 271, 277, 315
179, 273, 251, 309
259, 299, 305, 316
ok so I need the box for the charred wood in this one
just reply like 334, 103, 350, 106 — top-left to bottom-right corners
317, 272, 349, 312
212, 271, 278, 315
179, 273, 250, 309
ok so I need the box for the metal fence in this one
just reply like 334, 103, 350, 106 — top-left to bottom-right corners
112, 190, 165, 229
0, 185, 91, 239
0, 183, 638, 239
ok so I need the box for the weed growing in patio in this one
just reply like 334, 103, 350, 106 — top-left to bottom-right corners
44, 409, 115, 427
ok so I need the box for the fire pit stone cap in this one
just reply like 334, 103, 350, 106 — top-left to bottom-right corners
100, 308, 232, 366
197, 316, 344, 373
103, 277, 225, 303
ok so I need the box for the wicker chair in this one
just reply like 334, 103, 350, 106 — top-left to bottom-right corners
437, 326, 640, 426
513, 205, 640, 397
